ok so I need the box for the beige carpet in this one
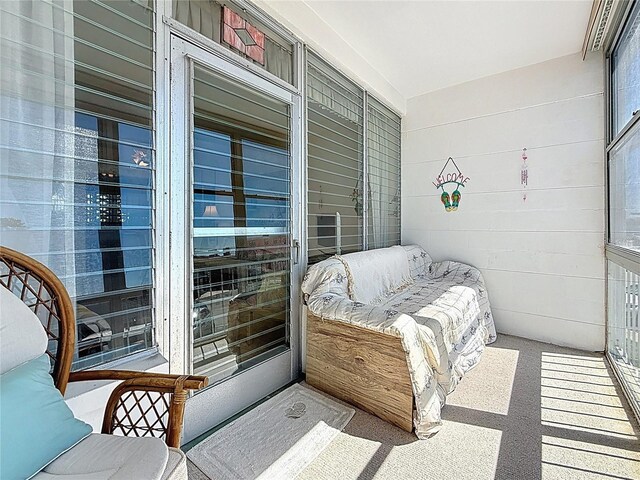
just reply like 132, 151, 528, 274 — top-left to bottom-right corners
188, 335, 640, 480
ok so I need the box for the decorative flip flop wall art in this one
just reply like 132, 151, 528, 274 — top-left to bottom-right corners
432, 157, 470, 212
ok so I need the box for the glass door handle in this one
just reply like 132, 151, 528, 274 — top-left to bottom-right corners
293, 239, 300, 265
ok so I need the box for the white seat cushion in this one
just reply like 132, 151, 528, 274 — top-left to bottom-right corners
33, 434, 170, 480
161, 448, 188, 480
0, 286, 48, 374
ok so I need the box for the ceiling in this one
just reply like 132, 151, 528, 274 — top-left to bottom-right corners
274, 0, 593, 99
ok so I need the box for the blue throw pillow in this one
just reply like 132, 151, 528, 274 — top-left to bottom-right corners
0, 354, 92, 480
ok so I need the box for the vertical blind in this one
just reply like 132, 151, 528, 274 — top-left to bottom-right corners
0, 0, 156, 370
367, 97, 401, 250
307, 52, 364, 263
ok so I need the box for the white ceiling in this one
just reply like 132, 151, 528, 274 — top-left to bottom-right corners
273, 0, 593, 100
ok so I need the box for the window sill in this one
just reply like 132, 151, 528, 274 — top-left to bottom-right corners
65, 350, 169, 400
64, 351, 170, 430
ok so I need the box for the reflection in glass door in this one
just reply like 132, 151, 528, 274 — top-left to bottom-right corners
191, 64, 292, 380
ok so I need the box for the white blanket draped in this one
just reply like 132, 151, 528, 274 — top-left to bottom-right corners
336, 245, 412, 304
302, 245, 496, 438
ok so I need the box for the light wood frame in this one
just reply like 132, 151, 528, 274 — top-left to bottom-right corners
306, 313, 414, 432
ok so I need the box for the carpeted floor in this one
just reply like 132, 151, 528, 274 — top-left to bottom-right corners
188, 335, 640, 480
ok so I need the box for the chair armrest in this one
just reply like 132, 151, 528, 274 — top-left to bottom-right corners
69, 370, 208, 448
68, 370, 207, 390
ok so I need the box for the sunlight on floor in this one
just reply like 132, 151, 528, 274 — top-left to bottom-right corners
447, 345, 519, 415
298, 338, 640, 480
540, 352, 640, 479
191, 336, 640, 480
542, 435, 640, 480
541, 352, 637, 438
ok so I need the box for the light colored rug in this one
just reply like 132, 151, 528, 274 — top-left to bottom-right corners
187, 383, 354, 480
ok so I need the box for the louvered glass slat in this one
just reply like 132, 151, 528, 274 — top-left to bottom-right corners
611, 0, 640, 136
307, 52, 364, 263
0, 0, 156, 369
367, 97, 401, 250
191, 64, 291, 380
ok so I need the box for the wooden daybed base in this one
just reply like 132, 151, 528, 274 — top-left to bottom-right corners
306, 312, 414, 432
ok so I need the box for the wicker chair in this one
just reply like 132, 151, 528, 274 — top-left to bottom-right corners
0, 246, 208, 449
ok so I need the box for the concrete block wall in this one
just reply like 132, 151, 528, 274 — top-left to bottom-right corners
402, 53, 606, 351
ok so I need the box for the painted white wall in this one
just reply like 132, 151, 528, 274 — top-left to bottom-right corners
402, 53, 606, 351
253, 0, 405, 113
280, 0, 592, 99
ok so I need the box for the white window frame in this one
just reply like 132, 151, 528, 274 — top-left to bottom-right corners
603, 0, 640, 421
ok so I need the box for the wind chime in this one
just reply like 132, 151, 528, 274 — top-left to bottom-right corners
521, 148, 528, 201
432, 157, 470, 212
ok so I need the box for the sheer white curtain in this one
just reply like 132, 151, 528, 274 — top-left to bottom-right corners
264, 38, 292, 84
307, 63, 360, 124
0, 0, 76, 297
173, 0, 221, 41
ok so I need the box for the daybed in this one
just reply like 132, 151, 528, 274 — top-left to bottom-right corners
302, 245, 496, 438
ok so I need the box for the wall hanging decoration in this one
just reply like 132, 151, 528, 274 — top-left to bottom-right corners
351, 177, 363, 215
131, 149, 149, 167
520, 147, 528, 202
222, 6, 265, 65
432, 157, 469, 212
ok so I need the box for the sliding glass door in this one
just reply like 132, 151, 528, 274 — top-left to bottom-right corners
170, 36, 301, 440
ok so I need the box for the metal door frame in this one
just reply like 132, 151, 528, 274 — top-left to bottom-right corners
169, 35, 303, 443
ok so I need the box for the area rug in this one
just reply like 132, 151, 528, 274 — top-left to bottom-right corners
187, 383, 355, 480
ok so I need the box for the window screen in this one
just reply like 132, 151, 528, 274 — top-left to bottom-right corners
306, 52, 364, 263
611, 0, 640, 136
605, 0, 640, 415
0, 0, 156, 369
367, 97, 401, 249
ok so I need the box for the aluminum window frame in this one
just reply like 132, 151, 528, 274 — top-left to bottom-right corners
167, 34, 303, 379
2, 0, 163, 371
604, 0, 640, 273
304, 46, 402, 258
603, 0, 640, 422
157, 0, 306, 374
164, 0, 301, 93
